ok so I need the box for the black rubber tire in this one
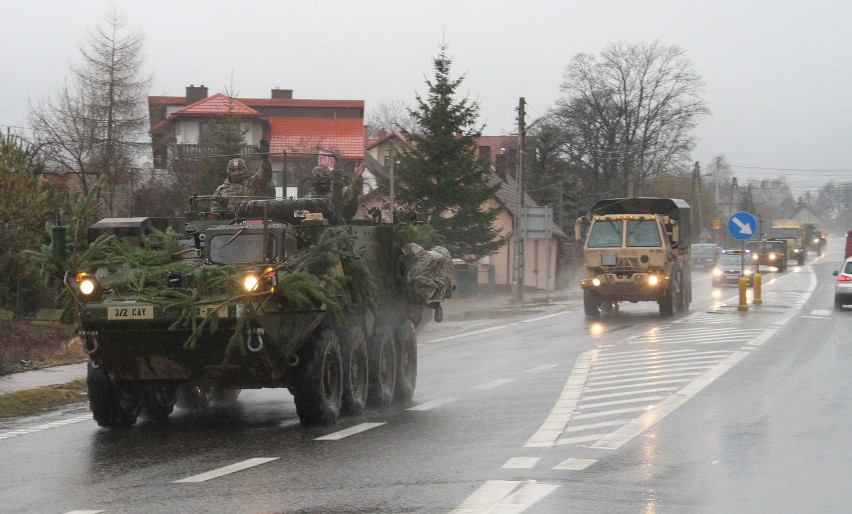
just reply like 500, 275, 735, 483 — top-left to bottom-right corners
209, 388, 241, 405
87, 360, 142, 428
583, 290, 601, 318
394, 321, 417, 405
175, 382, 210, 410
340, 321, 369, 415
659, 287, 675, 316
368, 322, 397, 407
293, 328, 343, 426
141, 383, 178, 423
836, 297, 845, 310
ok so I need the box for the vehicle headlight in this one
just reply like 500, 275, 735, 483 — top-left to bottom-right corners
743, 269, 752, 276
712, 268, 722, 277
591, 277, 602, 287
243, 274, 260, 292
647, 275, 660, 286
72, 272, 101, 299
768, 253, 776, 260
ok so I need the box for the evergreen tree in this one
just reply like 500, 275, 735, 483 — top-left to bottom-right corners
395, 44, 504, 260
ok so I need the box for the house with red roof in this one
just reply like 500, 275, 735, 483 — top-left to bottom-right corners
148, 85, 365, 192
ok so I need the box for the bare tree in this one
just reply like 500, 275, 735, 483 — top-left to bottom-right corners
29, 9, 150, 216
548, 41, 709, 200
365, 100, 418, 138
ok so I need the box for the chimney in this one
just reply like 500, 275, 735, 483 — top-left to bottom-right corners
495, 151, 508, 180
271, 88, 293, 99
185, 84, 208, 105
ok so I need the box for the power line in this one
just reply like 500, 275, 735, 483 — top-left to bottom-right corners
730, 164, 852, 173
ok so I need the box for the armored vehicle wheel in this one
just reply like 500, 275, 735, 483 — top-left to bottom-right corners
340, 322, 369, 415
394, 321, 417, 405
176, 383, 211, 410
141, 383, 178, 422
583, 290, 601, 318
210, 388, 241, 405
368, 322, 397, 407
294, 328, 343, 426
659, 287, 675, 316
87, 360, 142, 428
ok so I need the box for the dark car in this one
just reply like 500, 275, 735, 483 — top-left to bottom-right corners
690, 243, 720, 269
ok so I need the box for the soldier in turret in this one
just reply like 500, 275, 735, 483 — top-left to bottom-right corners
211, 139, 272, 212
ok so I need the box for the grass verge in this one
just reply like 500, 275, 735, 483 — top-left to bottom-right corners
0, 379, 88, 418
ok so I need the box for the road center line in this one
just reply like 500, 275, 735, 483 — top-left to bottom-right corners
407, 398, 457, 411
173, 457, 279, 483
473, 378, 516, 390
315, 422, 385, 440
425, 325, 507, 343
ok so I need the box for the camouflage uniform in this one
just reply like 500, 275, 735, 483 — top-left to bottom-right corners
211, 155, 272, 212
307, 165, 364, 205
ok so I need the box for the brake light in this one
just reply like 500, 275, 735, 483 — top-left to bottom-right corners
838, 275, 852, 283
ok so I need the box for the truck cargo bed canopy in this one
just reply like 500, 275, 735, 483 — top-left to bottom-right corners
589, 198, 692, 246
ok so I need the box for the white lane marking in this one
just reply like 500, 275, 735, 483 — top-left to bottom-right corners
579, 395, 667, 410
588, 367, 710, 383
174, 457, 279, 483
525, 349, 596, 447
811, 309, 832, 316
0, 415, 90, 440
581, 387, 679, 401
64, 511, 105, 514
502, 457, 540, 469
591, 350, 752, 450
572, 406, 649, 420
593, 350, 727, 364
584, 378, 694, 393
564, 419, 630, 433
555, 433, 610, 445
407, 398, 457, 411
525, 364, 558, 373
315, 422, 385, 441
450, 480, 559, 514
592, 355, 729, 371
554, 457, 597, 471
520, 311, 571, 323
473, 378, 515, 390
426, 325, 507, 343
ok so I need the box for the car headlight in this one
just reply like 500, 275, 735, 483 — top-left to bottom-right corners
647, 275, 660, 286
591, 277, 602, 287
743, 269, 752, 276
712, 268, 722, 277
768, 253, 776, 260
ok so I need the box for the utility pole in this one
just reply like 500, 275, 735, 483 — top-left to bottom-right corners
514, 97, 526, 302
693, 161, 703, 242
388, 145, 395, 221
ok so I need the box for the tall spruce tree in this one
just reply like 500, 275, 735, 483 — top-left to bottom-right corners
395, 44, 504, 261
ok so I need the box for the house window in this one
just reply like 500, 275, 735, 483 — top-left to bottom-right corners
479, 146, 491, 163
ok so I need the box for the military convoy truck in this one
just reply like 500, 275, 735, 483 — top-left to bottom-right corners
769, 219, 807, 265
60, 174, 454, 429
576, 198, 692, 317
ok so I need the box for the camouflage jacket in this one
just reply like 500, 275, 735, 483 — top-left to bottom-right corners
211, 158, 272, 211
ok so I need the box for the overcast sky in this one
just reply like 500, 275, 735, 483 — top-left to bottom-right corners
2, 0, 850, 196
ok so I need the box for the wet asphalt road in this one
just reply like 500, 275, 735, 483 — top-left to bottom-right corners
1, 242, 850, 513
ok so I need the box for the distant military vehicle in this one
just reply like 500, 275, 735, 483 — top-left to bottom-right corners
576, 198, 692, 317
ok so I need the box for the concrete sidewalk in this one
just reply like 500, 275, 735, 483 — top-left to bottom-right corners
0, 289, 579, 395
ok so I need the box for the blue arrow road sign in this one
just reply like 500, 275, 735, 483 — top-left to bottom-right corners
728, 211, 757, 240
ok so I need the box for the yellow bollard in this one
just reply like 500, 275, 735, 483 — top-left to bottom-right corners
738, 276, 749, 311
753, 273, 762, 305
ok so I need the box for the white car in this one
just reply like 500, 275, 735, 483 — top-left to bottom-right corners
833, 257, 852, 309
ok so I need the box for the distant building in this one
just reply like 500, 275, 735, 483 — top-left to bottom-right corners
147, 85, 365, 192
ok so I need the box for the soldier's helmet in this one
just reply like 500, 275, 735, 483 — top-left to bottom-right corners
228, 158, 248, 182
312, 165, 332, 190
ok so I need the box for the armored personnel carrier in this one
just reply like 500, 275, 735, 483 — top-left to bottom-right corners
61, 176, 453, 429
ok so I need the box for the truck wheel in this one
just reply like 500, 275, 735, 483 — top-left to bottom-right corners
176, 383, 210, 410
340, 322, 369, 415
583, 290, 601, 318
87, 360, 142, 428
659, 288, 675, 316
141, 383, 177, 423
797, 254, 805, 266
294, 328, 343, 426
368, 322, 396, 407
394, 321, 417, 405
210, 388, 241, 405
